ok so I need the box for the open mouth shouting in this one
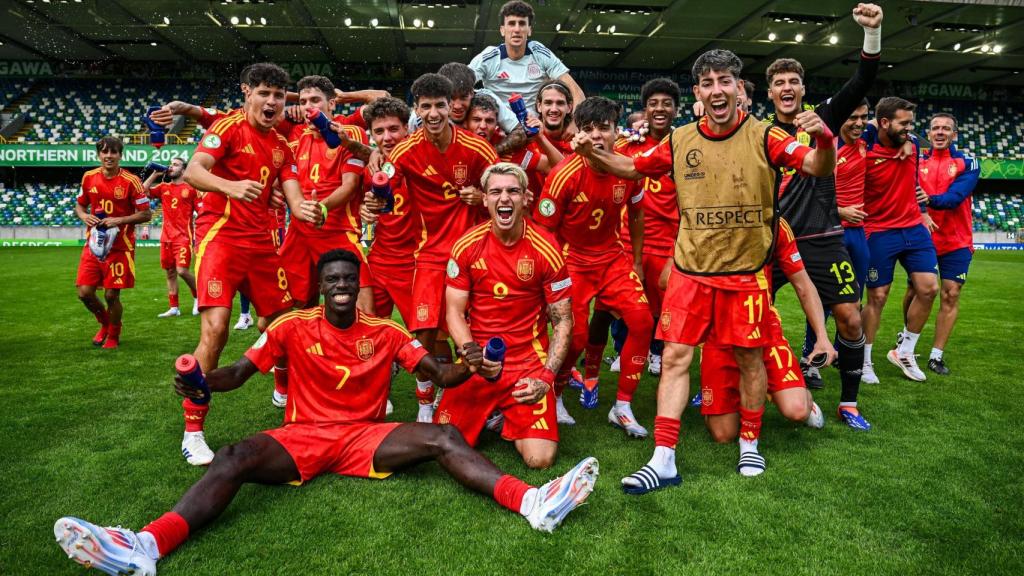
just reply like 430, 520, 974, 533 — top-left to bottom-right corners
495, 205, 515, 226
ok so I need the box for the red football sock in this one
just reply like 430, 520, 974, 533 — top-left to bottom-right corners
493, 474, 532, 513
617, 309, 653, 402
653, 415, 681, 448
583, 343, 604, 381
739, 406, 765, 443
273, 366, 288, 395
92, 307, 109, 326
169, 293, 179, 308
182, 399, 209, 433
105, 323, 122, 343
141, 512, 190, 558
414, 382, 435, 405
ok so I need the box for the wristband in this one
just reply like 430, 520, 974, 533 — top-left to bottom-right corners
317, 202, 328, 228
539, 367, 556, 385
813, 124, 834, 148
862, 25, 881, 55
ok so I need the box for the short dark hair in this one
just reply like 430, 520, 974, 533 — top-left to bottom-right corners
500, 0, 534, 25
740, 78, 756, 93
96, 136, 124, 155
297, 75, 335, 99
247, 62, 290, 90
641, 77, 681, 107
317, 249, 362, 279
437, 62, 477, 99
364, 96, 410, 128
468, 94, 499, 117
239, 64, 253, 85
692, 49, 743, 82
573, 96, 621, 130
766, 58, 804, 84
875, 96, 916, 122
411, 73, 453, 103
929, 112, 957, 132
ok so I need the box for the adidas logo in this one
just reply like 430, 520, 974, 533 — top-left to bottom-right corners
783, 370, 799, 382
471, 258, 487, 271
531, 418, 549, 430
839, 284, 855, 295
747, 327, 761, 340
572, 192, 589, 203
241, 143, 256, 155
306, 342, 324, 356
422, 165, 438, 177
497, 71, 510, 79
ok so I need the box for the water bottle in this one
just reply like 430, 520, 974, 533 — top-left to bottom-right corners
175, 354, 212, 405
370, 171, 394, 214
143, 106, 166, 148
146, 161, 168, 173
507, 94, 539, 137
306, 108, 342, 149
484, 337, 506, 382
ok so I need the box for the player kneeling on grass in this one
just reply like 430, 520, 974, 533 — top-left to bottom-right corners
54, 250, 599, 576
440, 163, 573, 469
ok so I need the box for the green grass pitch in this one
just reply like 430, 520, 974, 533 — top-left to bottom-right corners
1, 247, 1021, 575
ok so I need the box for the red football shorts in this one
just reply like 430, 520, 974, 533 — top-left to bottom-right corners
160, 241, 192, 269
76, 246, 136, 290
279, 230, 371, 305
569, 255, 649, 331
195, 240, 293, 315
409, 265, 446, 333
434, 364, 558, 446
641, 252, 671, 318
369, 256, 414, 324
699, 338, 806, 416
657, 267, 771, 348
262, 422, 401, 483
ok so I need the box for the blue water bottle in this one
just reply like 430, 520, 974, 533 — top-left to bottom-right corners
175, 354, 212, 405
484, 337, 506, 382
508, 94, 539, 137
146, 161, 168, 173
371, 171, 395, 214
143, 106, 166, 148
306, 108, 342, 149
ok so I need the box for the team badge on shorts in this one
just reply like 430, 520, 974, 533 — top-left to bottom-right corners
272, 148, 285, 168
702, 388, 714, 407
538, 198, 556, 217
417, 304, 429, 323
437, 410, 451, 424
356, 337, 375, 361
516, 258, 535, 281
207, 279, 223, 299
867, 268, 878, 282
660, 311, 671, 332
114, 185, 126, 200
612, 184, 626, 204
454, 163, 468, 185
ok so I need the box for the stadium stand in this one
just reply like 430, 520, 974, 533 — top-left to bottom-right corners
974, 192, 1022, 233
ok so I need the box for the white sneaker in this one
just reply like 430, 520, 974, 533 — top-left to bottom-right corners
417, 402, 435, 423
233, 314, 253, 330
525, 457, 599, 533
609, 355, 621, 373
272, 390, 287, 409
805, 401, 825, 429
54, 517, 157, 576
386, 399, 394, 416
485, 410, 505, 433
861, 361, 880, 384
192, 300, 200, 316
608, 404, 648, 438
181, 431, 214, 466
157, 307, 180, 318
648, 353, 662, 376
555, 396, 576, 425
886, 349, 926, 382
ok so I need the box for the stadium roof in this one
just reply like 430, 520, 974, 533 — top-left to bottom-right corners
0, 0, 1021, 86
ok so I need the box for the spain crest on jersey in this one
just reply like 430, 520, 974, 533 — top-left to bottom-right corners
114, 185, 126, 200
948, 162, 957, 177
207, 279, 223, 299
517, 258, 535, 281
356, 337, 374, 361
181, 189, 189, 198
612, 184, 626, 204
797, 132, 812, 146
272, 148, 285, 168
454, 163, 468, 185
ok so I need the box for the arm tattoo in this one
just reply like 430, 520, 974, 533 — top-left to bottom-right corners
544, 298, 573, 374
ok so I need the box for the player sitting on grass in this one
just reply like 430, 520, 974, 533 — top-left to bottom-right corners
54, 249, 599, 576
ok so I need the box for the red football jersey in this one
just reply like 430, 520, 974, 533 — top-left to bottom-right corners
768, 218, 805, 290
864, 143, 922, 235
920, 146, 976, 255
545, 131, 574, 157
291, 124, 368, 236
388, 126, 498, 267
633, 112, 812, 291
617, 137, 678, 258
447, 221, 571, 366
534, 153, 642, 267
198, 107, 242, 130
246, 308, 429, 425
835, 137, 867, 228
365, 167, 421, 263
192, 112, 299, 249
150, 182, 196, 245
77, 168, 148, 252
500, 140, 546, 200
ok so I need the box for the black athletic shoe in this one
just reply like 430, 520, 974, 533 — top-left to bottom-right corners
800, 359, 825, 390
927, 357, 950, 375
